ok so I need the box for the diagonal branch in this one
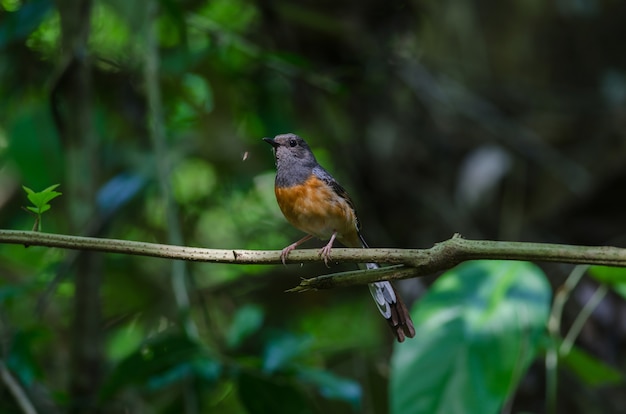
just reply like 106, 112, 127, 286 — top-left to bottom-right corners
0, 361, 38, 414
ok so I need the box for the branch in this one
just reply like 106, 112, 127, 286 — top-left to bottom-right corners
1, 230, 625, 288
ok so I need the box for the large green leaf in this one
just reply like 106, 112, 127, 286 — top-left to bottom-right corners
390, 260, 551, 414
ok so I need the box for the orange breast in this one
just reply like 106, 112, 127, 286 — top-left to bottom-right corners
275, 176, 361, 246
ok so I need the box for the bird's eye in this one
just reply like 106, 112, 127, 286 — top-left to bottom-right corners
289, 139, 297, 147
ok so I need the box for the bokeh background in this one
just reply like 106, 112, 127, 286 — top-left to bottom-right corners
1, 0, 626, 413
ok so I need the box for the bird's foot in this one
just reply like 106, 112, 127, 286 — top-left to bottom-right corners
318, 237, 336, 268
280, 243, 298, 265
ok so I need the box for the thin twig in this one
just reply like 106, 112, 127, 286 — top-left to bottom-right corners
560, 284, 609, 355
286, 265, 419, 292
0, 361, 38, 414
545, 265, 589, 414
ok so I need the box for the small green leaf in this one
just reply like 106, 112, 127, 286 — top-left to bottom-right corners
26, 194, 39, 207
298, 368, 362, 410
588, 266, 626, 284
107, 325, 145, 361
26, 188, 61, 208
144, 358, 222, 391
588, 266, 626, 300
146, 362, 193, 391
262, 333, 312, 373
226, 304, 265, 349
560, 344, 623, 386
39, 191, 62, 205
42, 183, 60, 193
26, 191, 45, 207
192, 358, 221, 382
22, 184, 62, 231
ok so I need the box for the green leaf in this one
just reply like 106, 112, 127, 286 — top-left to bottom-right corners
26, 191, 43, 207
237, 371, 314, 414
28, 190, 61, 208
107, 325, 145, 361
22, 184, 61, 215
560, 344, 623, 387
192, 358, 222, 382
390, 260, 552, 414
588, 266, 626, 300
42, 183, 60, 193
0, 0, 54, 48
38, 190, 62, 205
144, 358, 221, 391
145, 362, 193, 391
262, 332, 312, 373
298, 368, 362, 410
226, 304, 265, 349
99, 334, 220, 400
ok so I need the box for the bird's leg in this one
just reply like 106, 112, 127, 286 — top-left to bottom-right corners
280, 234, 314, 265
318, 231, 338, 267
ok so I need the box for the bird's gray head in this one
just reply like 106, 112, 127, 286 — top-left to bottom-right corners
263, 133, 318, 170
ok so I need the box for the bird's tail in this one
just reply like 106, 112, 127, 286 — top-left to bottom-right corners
367, 269, 416, 342
359, 236, 416, 342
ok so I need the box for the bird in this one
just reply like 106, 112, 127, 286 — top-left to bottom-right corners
263, 133, 415, 342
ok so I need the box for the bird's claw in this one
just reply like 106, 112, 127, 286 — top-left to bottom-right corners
318, 245, 332, 268
280, 244, 297, 265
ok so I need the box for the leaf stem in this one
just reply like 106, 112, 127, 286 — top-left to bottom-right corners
560, 284, 609, 355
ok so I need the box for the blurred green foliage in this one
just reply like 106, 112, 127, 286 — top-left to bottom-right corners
391, 261, 551, 414
1, 0, 626, 413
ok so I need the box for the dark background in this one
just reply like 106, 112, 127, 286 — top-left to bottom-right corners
1, 0, 625, 412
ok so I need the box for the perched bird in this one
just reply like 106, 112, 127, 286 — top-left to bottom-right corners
263, 133, 415, 342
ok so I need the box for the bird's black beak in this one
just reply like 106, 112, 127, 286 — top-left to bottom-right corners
263, 137, 279, 148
